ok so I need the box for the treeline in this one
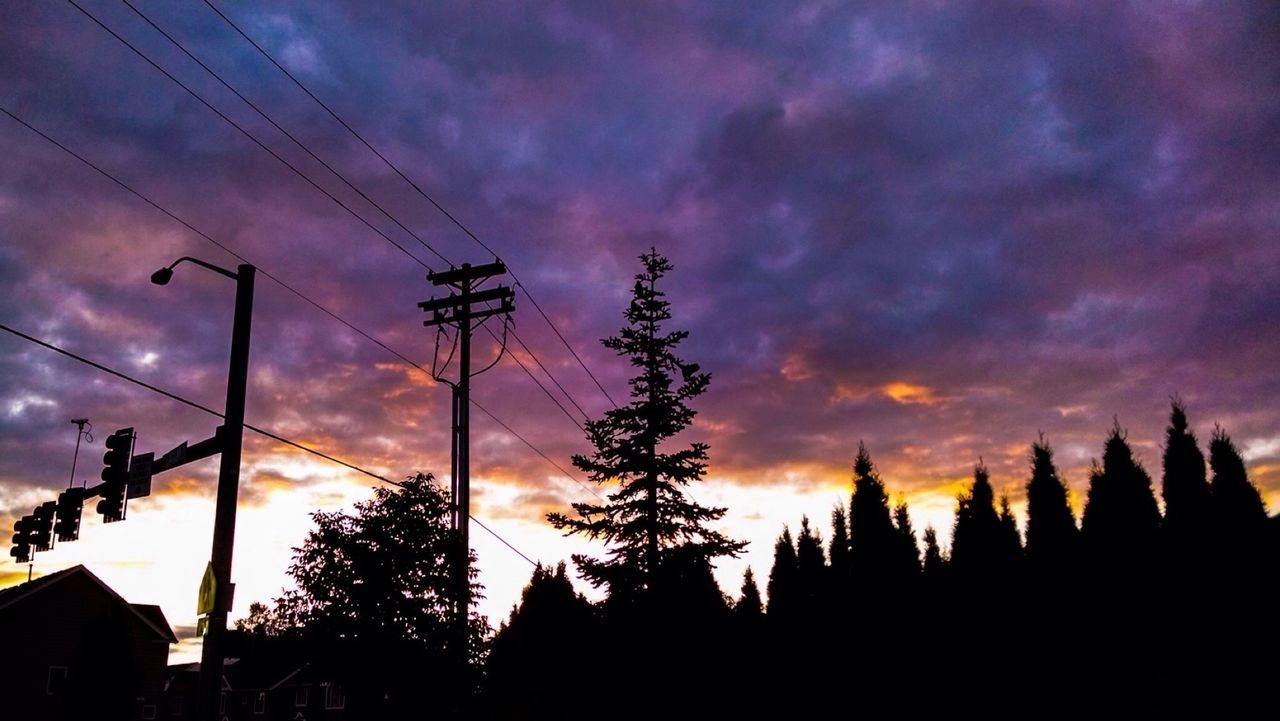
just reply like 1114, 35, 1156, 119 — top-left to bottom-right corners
487, 401, 1278, 715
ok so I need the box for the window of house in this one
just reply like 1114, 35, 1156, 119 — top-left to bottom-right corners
295, 686, 309, 707
324, 683, 346, 710
142, 705, 157, 720
46, 666, 68, 696
254, 692, 266, 714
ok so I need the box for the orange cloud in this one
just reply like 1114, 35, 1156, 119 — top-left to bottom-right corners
780, 353, 813, 381
882, 382, 938, 405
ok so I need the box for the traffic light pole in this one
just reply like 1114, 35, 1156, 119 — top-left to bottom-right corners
198, 264, 255, 721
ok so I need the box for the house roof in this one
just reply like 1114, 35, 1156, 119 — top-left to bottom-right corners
0, 564, 178, 643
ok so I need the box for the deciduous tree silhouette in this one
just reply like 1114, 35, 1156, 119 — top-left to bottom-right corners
244, 473, 480, 714
547, 250, 745, 602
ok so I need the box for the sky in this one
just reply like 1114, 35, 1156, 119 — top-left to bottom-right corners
1, 0, 1277, 661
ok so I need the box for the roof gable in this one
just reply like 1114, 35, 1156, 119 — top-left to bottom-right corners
0, 564, 177, 643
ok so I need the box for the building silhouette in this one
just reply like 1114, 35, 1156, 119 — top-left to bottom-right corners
0, 565, 177, 720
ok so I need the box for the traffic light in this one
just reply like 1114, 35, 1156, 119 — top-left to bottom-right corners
30, 502, 55, 552
55, 488, 85, 542
97, 487, 124, 523
10, 515, 34, 564
98, 427, 134, 523
101, 427, 133, 484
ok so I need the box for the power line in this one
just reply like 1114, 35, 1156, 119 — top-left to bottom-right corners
199, 0, 620, 410
469, 515, 537, 566
0, 104, 426, 379
62, 0, 602, 440
507, 326, 589, 420
0, 321, 537, 567
116, 0, 452, 269
0, 102, 598, 503
486, 324, 585, 432
469, 401, 599, 499
63, 0, 434, 271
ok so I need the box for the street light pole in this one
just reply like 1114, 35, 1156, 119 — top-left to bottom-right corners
154, 257, 255, 721
199, 262, 254, 721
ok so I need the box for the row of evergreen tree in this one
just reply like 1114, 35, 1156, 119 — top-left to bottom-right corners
490, 402, 1276, 715
758, 401, 1271, 617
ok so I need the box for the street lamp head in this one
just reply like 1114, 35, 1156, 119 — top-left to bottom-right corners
150, 267, 174, 286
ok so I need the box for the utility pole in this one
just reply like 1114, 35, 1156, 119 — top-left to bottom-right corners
419, 261, 513, 649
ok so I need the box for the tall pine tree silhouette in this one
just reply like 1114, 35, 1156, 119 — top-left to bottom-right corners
893, 499, 921, 574
922, 526, 947, 580
486, 562, 598, 715
1024, 436, 1078, 569
829, 503, 851, 578
950, 460, 1005, 578
848, 442, 899, 581
997, 495, 1024, 566
735, 568, 763, 619
1081, 421, 1161, 569
766, 527, 799, 620
795, 516, 827, 615
1161, 400, 1210, 535
547, 250, 745, 600
1209, 426, 1268, 571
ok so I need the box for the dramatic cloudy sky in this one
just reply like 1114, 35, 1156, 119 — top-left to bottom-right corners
1, 1, 1277, 659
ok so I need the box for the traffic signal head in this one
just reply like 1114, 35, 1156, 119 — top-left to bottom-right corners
96, 486, 124, 523
30, 502, 55, 553
10, 515, 34, 564
101, 428, 134, 485
98, 428, 133, 523
55, 488, 85, 542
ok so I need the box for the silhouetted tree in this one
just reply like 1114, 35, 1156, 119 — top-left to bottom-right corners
1161, 400, 1210, 536
893, 499, 921, 573
849, 442, 899, 581
951, 461, 1005, 578
234, 600, 285, 637
1081, 422, 1161, 569
795, 516, 827, 613
829, 503, 851, 577
766, 527, 798, 620
1209, 427, 1268, 565
486, 562, 597, 715
997, 495, 1023, 566
1024, 437, 1078, 569
735, 567, 763, 619
922, 526, 947, 580
258, 473, 479, 713
547, 250, 746, 602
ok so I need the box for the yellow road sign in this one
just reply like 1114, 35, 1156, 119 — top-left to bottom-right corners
197, 562, 216, 615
